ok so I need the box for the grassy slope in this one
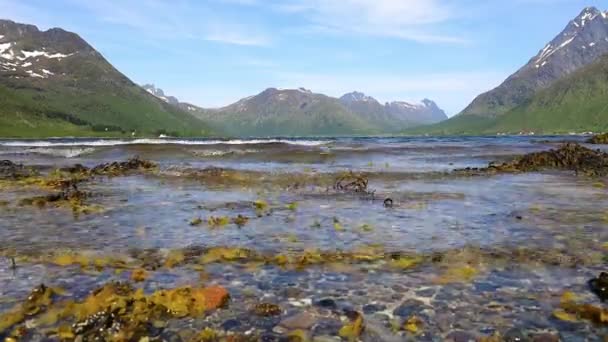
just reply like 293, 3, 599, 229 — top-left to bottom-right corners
407, 55, 608, 135
0, 83, 214, 137
489, 55, 608, 133
199, 95, 379, 137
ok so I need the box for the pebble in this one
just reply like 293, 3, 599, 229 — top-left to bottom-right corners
277, 311, 318, 330
314, 298, 337, 309
504, 328, 527, 342
445, 331, 477, 342
532, 333, 560, 342
393, 299, 426, 317
362, 303, 387, 314
221, 319, 242, 331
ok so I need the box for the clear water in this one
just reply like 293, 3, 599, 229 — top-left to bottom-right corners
1, 136, 607, 340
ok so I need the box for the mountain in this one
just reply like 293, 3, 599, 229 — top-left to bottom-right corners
410, 6, 608, 135
0, 19, 213, 137
461, 7, 608, 118
190, 88, 447, 136
486, 53, 608, 133
195, 88, 377, 136
141, 84, 179, 105
339, 92, 447, 131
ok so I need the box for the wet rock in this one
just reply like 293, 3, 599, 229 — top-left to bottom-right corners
445, 331, 477, 342
362, 303, 386, 315
0, 160, 35, 180
393, 299, 426, 317
314, 298, 337, 310
312, 319, 343, 336
312, 336, 341, 342
362, 319, 402, 342
474, 282, 501, 293
278, 311, 318, 330
588, 272, 608, 301
415, 288, 436, 298
254, 303, 282, 317
504, 328, 527, 342
60, 164, 90, 174
532, 333, 560, 342
221, 319, 242, 331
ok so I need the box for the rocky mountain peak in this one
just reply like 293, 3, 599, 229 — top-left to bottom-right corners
459, 6, 608, 117
340, 91, 378, 103
142, 84, 179, 105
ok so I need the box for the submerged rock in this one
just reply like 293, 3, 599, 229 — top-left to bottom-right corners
588, 272, 608, 301
277, 311, 318, 330
0, 160, 36, 180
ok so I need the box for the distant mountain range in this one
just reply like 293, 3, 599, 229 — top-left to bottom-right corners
4, 6, 607, 138
413, 6, 608, 135
0, 16, 447, 138
0, 19, 212, 137
144, 86, 447, 136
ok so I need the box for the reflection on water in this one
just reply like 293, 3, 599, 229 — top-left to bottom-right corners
1, 136, 607, 340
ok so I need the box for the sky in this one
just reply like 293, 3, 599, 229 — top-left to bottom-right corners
0, 0, 606, 115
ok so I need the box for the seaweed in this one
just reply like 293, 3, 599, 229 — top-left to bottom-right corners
90, 157, 157, 176
0, 160, 37, 180
456, 143, 608, 177
587, 133, 608, 144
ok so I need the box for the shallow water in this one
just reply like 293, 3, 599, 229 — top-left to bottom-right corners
1, 136, 608, 340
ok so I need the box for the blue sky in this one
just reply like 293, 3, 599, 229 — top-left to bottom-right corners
0, 0, 606, 115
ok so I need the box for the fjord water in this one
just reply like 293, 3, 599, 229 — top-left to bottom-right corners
1, 136, 608, 339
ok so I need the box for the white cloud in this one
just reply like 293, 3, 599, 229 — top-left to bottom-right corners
64, 0, 272, 46
275, 0, 468, 43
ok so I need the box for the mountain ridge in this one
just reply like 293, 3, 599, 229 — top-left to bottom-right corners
409, 6, 608, 135
459, 6, 608, 118
143, 86, 448, 136
0, 19, 213, 137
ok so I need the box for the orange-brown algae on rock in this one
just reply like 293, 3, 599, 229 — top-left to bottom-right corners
130, 268, 149, 282
199, 285, 230, 310
0, 284, 58, 333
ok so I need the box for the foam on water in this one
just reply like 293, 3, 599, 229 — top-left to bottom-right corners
0, 138, 331, 147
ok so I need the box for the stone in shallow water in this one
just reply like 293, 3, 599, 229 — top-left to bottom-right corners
588, 272, 608, 301
362, 303, 387, 315
504, 328, 526, 342
532, 333, 560, 342
312, 319, 343, 336
393, 299, 426, 317
415, 288, 436, 297
446, 331, 477, 342
221, 318, 242, 331
474, 281, 501, 293
278, 311, 318, 330
314, 298, 337, 310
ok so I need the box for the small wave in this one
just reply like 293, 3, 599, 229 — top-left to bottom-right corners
192, 149, 260, 157
0, 138, 330, 147
0, 147, 96, 158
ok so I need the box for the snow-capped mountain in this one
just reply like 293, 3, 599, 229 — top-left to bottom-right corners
0, 19, 212, 136
142, 84, 179, 105
340, 91, 447, 127
460, 6, 608, 117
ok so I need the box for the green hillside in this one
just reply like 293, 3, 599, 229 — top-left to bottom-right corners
408, 54, 608, 135
197, 88, 379, 137
0, 20, 213, 138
